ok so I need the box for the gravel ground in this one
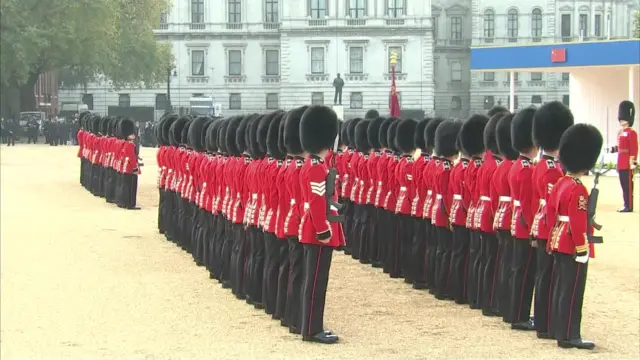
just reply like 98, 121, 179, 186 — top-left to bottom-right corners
1, 145, 638, 360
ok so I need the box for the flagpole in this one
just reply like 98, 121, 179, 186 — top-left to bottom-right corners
389, 51, 401, 117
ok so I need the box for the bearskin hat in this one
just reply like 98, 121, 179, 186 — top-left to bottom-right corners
511, 107, 537, 152
200, 118, 214, 152
365, 109, 380, 119
267, 112, 286, 160
180, 118, 192, 146
162, 114, 178, 146
154, 118, 164, 145
424, 117, 445, 152
395, 118, 418, 153
558, 124, 603, 174
90, 116, 100, 134
188, 116, 209, 151
484, 112, 507, 154
367, 117, 385, 150
99, 117, 109, 136
347, 118, 362, 149
277, 113, 287, 155
355, 118, 372, 153
218, 119, 230, 154
387, 119, 401, 153
488, 106, 509, 117
378, 117, 395, 148
459, 114, 490, 156
235, 114, 255, 154
206, 119, 221, 153
258, 111, 281, 155
415, 119, 430, 151
246, 114, 263, 158
118, 118, 136, 140
284, 106, 309, 155
340, 119, 351, 148
496, 113, 518, 160
533, 101, 574, 151
225, 116, 242, 156
618, 100, 635, 126
300, 105, 339, 154
435, 120, 463, 158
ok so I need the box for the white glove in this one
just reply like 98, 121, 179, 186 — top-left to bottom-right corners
575, 252, 589, 264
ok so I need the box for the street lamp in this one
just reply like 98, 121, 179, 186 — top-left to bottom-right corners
167, 62, 177, 113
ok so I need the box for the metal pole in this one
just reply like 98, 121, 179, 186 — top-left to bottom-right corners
509, 71, 515, 112
166, 67, 172, 113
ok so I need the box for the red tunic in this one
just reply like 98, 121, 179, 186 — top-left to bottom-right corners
284, 157, 305, 237
491, 159, 514, 231
77, 130, 85, 158
263, 158, 281, 233
475, 152, 500, 233
547, 176, 594, 258
349, 152, 363, 203
275, 157, 292, 239
357, 153, 370, 205
531, 155, 564, 240
421, 158, 439, 219
298, 156, 345, 247
464, 157, 482, 229
374, 151, 391, 208
410, 154, 428, 217
365, 151, 380, 205
243, 158, 258, 225
431, 159, 453, 228
449, 158, 469, 226
612, 127, 638, 170
383, 155, 401, 211
121, 141, 139, 174
395, 155, 414, 215
340, 149, 354, 199
509, 156, 535, 240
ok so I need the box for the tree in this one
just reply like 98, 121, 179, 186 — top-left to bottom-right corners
0, 0, 171, 116
634, 10, 640, 38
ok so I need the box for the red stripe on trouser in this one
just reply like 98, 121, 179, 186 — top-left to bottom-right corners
516, 245, 533, 320
566, 263, 581, 339
628, 172, 633, 208
307, 246, 323, 336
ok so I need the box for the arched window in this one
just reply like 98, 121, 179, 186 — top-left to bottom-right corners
531, 8, 542, 42
507, 9, 518, 42
484, 10, 495, 42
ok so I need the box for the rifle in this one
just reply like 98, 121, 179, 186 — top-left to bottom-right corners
326, 134, 344, 223
587, 156, 610, 244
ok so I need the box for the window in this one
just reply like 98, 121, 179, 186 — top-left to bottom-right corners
579, 14, 588, 38
310, 47, 325, 74
562, 72, 570, 81
191, 0, 204, 23
506, 72, 519, 81
229, 0, 241, 23
155, 94, 168, 110
193, 93, 204, 97
530, 72, 542, 81
266, 93, 279, 109
531, 95, 542, 104
561, 14, 571, 41
265, 0, 279, 23
311, 92, 324, 105
483, 96, 495, 110
229, 93, 242, 110
265, 49, 279, 76
82, 94, 94, 110
159, 12, 168, 29
507, 96, 519, 109
484, 10, 495, 42
531, 9, 542, 41
388, 46, 402, 73
451, 96, 462, 110
562, 95, 570, 106
191, 50, 205, 76
349, 0, 366, 18
432, 16, 438, 38
507, 9, 518, 42
118, 94, 130, 107
594, 14, 602, 37
228, 50, 242, 76
450, 16, 463, 42
350, 92, 363, 109
388, 0, 404, 18
483, 72, 495, 81
309, 0, 327, 19
349, 47, 364, 74
450, 61, 462, 81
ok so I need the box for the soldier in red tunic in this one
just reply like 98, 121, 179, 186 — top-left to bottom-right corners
382, 119, 402, 277
116, 118, 140, 210
548, 123, 602, 350
530, 101, 574, 339
339, 119, 355, 254
508, 107, 538, 331
364, 117, 385, 265
372, 118, 395, 268
298, 105, 344, 344
353, 119, 372, 262
187, 116, 210, 264
410, 119, 431, 290
608, 100, 637, 212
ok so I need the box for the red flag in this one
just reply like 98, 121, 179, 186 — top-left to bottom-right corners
389, 63, 401, 117
551, 48, 566, 63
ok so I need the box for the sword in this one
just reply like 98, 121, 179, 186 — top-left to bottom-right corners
587, 155, 610, 244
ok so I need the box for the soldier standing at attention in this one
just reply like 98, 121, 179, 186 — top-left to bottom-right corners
608, 100, 637, 212
547, 123, 603, 350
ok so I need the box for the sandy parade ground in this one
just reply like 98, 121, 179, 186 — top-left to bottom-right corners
1, 144, 639, 360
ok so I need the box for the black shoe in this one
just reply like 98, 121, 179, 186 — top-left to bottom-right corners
343, 249, 352, 255
511, 320, 536, 331
359, 259, 371, 265
280, 320, 288, 328
222, 282, 231, 289
537, 332, 553, 340
469, 303, 481, 310
289, 326, 300, 335
482, 309, 501, 317
557, 339, 595, 350
403, 278, 413, 284
617, 207, 632, 213
126, 206, 141, 210
254, 302, 265, 310
371, 262, 383, 268
302, 331, 339, 344
455, 299, 468, 305
412, 282, 428, 290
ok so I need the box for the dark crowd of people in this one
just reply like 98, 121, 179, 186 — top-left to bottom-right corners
0, 116, 79, 146
76, 113, 141, 210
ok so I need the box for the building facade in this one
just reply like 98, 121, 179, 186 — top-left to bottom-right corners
60, 0, 436, 119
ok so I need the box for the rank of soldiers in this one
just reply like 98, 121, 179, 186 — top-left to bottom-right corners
76, 114, 141, 210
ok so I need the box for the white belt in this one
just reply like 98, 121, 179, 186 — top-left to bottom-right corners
453, 194, 462, 200
513, 200, 521, 206
499, 196, 511, 202
428, 190, 433, 196
330, 205, 338, 211
400, 186, 407, 191
252, 193, 258, 200
436, 194, 442, 199
360, 180, 364, 185
378, 181, 383, 186
480, 196, 490, 201
304, 202, 310, 210
539, 199, 546, 206
557, 215, 569, 222
290, 199, 296, 205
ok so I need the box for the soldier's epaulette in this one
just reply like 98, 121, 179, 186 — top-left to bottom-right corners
268, 156, 274, 162
348, 149, 354, 154
311, 157, 320, 165
462, 159, 469, 168
245, 156, 251, 164
364, 154, 369, 160
546, 159, 555, 168
496, 158, 503, 165
443, 160, 452, 170
522, 159, 530, 167
474, 159, 482, 167
277, 159, 283, 166
296, 158, 304, 167
375, 150, 381, 155
394, 155, 400, 161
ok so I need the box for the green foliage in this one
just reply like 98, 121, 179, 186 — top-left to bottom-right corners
0, 0, 171, 92
634, 10, 640, 38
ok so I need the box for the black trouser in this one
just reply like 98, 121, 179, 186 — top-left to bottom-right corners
618, 169, 634, 211
376, 209, 392, 267
509, 238, 537, 323
342, 200, 354, 252
424, 220, 438, 289
350, 204, 363, 260
467, 230, 482, 308
301, 244, 334, 338
358, 205, 374, 264
164, 191, 176, 242
248, 226, 265, 306
210, 215, 226, 280
273, 237, 290, 320
411, 219, 428, 286
243, 226, 257, 301
551, 253, 588, 342
534, 239, 554, 335
449, 225, 470, 303
333, 89, 342, 105
230, 223, 248, 299
220, 219, 234, 285
399, 214, 415, 283
497, 230, 514, 322
434, 226, 453, 299
158, 189, 166, 234
263, 232, 282, 315
284, 237, 304, 332
27, 133, 37, 143
119, 174, 138, 209
192, 209, 205, 265
481, 232, 500, 312
385, 213, 404, 278
6, 134, 15, 146
368, 208, 383, 265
